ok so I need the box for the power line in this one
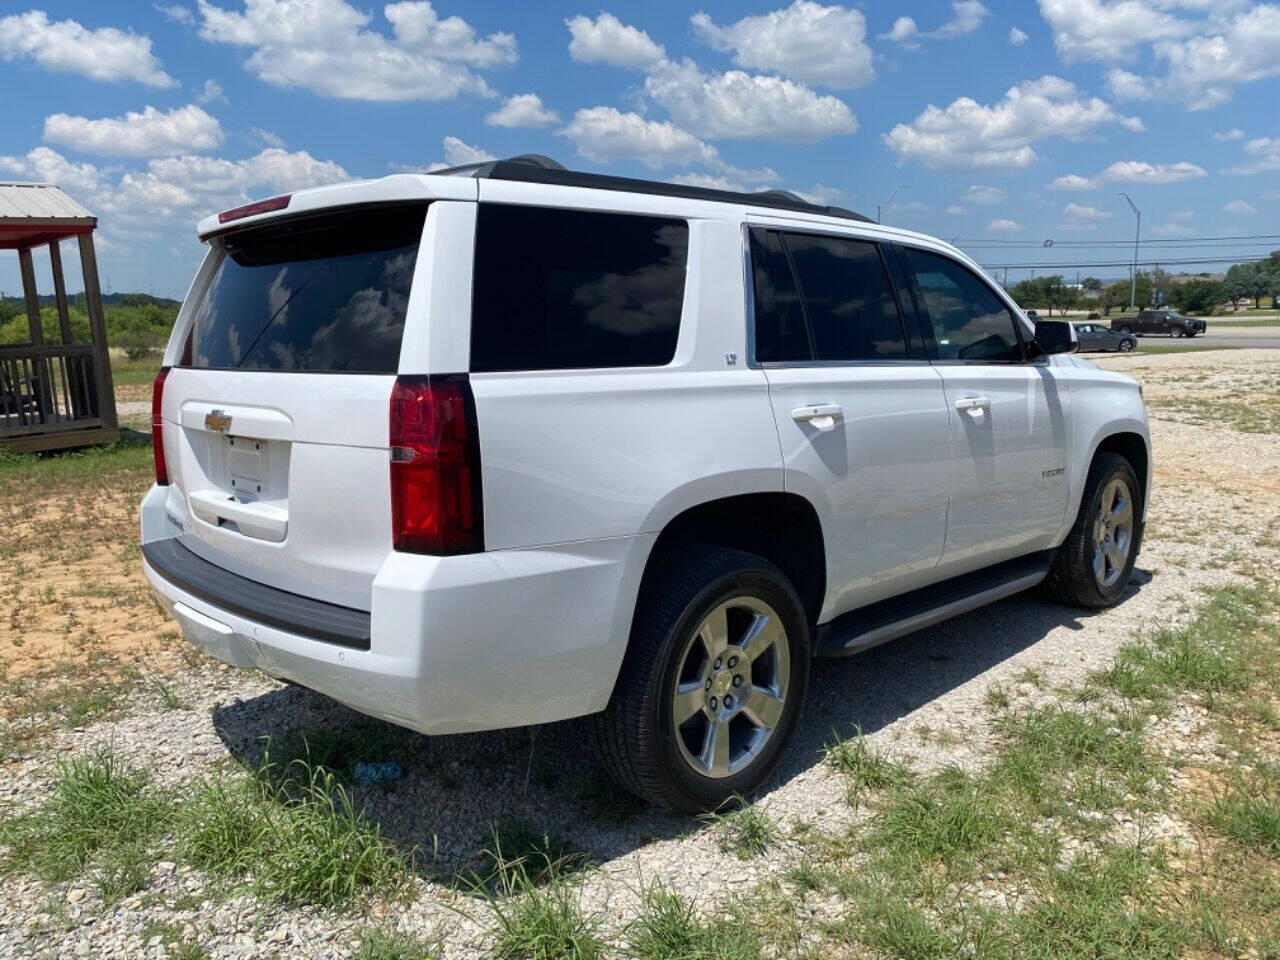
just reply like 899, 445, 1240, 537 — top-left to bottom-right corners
956, 233, 1280, 248
976, 254, 1264, 271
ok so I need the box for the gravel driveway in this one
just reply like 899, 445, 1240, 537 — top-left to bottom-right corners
3, 348, 1278, 959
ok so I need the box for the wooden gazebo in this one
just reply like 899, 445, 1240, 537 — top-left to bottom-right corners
1, 182, 118, 452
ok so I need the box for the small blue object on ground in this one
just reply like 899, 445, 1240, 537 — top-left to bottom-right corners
353, 760, 402, 784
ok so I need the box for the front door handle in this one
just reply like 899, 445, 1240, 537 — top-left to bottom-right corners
792, 403, 842, 432
955, 396, 991, 415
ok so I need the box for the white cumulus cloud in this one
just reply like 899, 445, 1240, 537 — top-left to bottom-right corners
441, 136, 494, 167
43, 104, 224, 159
1224, 135, 1280, 174
566, 12, 664, 68
883, 75, 1142, 169
691, 1, 875, 89
1048, 173, 1097, 190
644, 59, 856, 142
486, 93, 559, 128
558, 106, 719, 169
1222, 199, 1256, 214
881, 16, 918, 42
882, 2, 988, 42
0, 146, 103, 195
1150, 221, 1194, 237
1062, 202, 1113, 221
1009, 26, 1029, 44
1042, 0, 1280, 109
196, 78, 226, 104
964, 185, 1007, 203
988, 218, 1022, 232
195, 0, 516, 101
0, 10, 175, 87
1212, 128, 1244, 142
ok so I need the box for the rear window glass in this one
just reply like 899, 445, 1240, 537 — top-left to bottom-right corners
471, 204, 688, 372
187, 204, 427, 373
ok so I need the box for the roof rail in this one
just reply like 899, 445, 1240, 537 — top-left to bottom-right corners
431, 156, 871, 223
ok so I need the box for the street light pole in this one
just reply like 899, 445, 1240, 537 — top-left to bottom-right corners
877, 185, 908, 224
1118, 192, 1140, 309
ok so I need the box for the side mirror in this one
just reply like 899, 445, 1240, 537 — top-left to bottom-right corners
1030, 319, 1078, 356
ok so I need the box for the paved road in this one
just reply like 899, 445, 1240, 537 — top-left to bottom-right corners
1130, 324, 1280, 351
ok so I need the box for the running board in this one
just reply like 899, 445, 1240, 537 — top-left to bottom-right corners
814, 552, 1053, 657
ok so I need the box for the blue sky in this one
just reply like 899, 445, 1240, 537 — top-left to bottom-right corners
2, 0, 1277, 298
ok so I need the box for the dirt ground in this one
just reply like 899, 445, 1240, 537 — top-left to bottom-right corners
0, 494, 176, 681
2, 346, 1278, 958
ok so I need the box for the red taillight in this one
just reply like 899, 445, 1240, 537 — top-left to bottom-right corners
389, 375, 483, 555
151, 366, 171, 486
217, 194, 291, 224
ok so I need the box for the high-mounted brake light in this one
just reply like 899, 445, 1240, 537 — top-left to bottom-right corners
389, 375, 483, 555
151, 367, 171, 486
217, 194, 291, 224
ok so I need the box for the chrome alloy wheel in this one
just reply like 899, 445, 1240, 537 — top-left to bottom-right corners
671, 598, 790, 779
1092, 476, 1134, 589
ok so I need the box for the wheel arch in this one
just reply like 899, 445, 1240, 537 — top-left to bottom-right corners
1092, 431, 1149, 509
642, 491, 827, 627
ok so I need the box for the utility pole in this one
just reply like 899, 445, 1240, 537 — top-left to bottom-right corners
1118, 192, 1140, 310
877, 185, 908, 224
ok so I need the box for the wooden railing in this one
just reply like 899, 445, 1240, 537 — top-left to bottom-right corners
0, 343, 105, 438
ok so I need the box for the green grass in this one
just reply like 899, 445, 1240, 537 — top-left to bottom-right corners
994, 704, 1163, 816
0, 747, 172, 883
625, 884, 761, 960
178, 760, 410, 906
467, 820, 590, 890
788, 584, 1280, 960
1211, 784, 1280, 854
825, 729, 909, 795
709, 803, 779, 860
868, 765, 1003, 868
481, 852, 602, 960
0, 435, 152, 483
1095, 586, 1277, 704
110, 355, 163, 387
353, 925, 443, 960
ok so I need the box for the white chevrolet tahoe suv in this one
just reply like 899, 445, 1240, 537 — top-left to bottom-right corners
141, 155, 1150, 813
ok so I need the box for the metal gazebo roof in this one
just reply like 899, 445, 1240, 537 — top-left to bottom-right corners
0, 182, 97, 251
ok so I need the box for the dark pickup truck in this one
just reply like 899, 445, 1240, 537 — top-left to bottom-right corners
1111, 309, 1206, 337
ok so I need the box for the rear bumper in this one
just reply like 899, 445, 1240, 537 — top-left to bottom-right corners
143, 539, 371, 650
141, 488, 654, 735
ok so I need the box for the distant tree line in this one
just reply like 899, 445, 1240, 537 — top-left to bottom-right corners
0, 292, 179, 358
1006, 250, 1280, 316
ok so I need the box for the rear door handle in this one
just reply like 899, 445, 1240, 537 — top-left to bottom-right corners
791, 403, 842, 432
955, 396, 991, 414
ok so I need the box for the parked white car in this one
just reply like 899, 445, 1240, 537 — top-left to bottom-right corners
141, 156, 1150, 812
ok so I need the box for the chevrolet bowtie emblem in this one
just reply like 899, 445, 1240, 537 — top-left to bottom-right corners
205, 409, 232, 434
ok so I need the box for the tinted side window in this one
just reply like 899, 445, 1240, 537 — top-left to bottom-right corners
471, 205, 688, 372
903, 248, 1023, 362
783, 233, 908, 361
750, 228, 811, 362
189, 205, 426, 373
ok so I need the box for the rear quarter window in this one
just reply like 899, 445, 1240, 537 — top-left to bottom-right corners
186, 204, 427, 373
470, 204, 689, 373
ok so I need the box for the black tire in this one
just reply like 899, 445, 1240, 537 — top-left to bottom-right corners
1042, 452, 1142, 608
1172, 327, 1185, 338
594, 545, 810, 814
1119, 339, 1134, 352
